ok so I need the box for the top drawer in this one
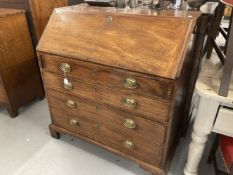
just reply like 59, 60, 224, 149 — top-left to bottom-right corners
41, 55, 167, 99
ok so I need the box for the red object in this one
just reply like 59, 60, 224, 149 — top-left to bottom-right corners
220, 0, 233, 7
219, 135, 233, 173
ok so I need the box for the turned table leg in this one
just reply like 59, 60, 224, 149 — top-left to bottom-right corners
184, 97, 219, 175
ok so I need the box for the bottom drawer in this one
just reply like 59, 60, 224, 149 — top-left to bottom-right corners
213, 107, 233, 137
0, 85, 6, 103
50, 108, 163, 166
48, 90, 165, 166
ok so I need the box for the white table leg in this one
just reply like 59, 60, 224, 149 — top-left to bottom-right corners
184, 97, 219, 175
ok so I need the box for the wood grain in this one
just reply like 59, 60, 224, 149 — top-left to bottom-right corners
37, 4, 198, 79
49, 123, 166, 175
28, 0, 68, 40
43, 54, 165, 99
0, 10, 44, 117
47, 89, 167, 146
43, 72, 170, 123
0, 85, 6, 103
49, 106, 163, 166
37, 5, 200, 175
0, 0, 69, 45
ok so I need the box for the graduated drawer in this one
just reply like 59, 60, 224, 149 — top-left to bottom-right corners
42, 55, 165, 99
213, 107, 233, 137
43, 72, 170, 123
48, 90, 165, 166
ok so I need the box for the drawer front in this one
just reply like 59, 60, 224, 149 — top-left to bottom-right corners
213, 107, 233, 137
43, 72, 170, 122
48, 91, 164, 165
42, 55, 165, 99
47, 89, 167, 146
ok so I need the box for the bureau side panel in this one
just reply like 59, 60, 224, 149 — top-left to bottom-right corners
161, 36, 196, 169
0, 13, 44, 109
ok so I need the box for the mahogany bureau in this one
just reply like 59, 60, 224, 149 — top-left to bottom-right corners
37, 4, 200, 175
0, 9, 44, 117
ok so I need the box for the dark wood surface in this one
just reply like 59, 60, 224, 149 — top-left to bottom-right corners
37, 4, 200, 175
0, 85, 6, 103
0, 9, 44, 117
0, 0, 69, 46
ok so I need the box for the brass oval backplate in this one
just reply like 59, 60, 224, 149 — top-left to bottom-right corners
63, 82, 73, 90
69, 119, 79, 126
122, 140, 135, 149
65, 100, 76, 108
60, 63, 71, 73
122, 98, 137, 108
123, 77, 138, 89
123, 119, 136, 129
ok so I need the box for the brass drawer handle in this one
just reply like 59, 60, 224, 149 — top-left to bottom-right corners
122, 140, 135, 149
122, 98, 137, 108
123, 77, 138, 89
63, 82, 73, 90
123, 119, 136, 129
60, 63, 71, 73
65, 100, 76, 108
69, 119, 79, 126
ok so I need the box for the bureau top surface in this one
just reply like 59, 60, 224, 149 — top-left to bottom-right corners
37, 4, 200, 79
0, 8, 24, 17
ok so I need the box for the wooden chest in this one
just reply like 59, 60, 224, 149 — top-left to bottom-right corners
0, 9, 44, 117
0, 0, 71, 46
37, 4, 200, 175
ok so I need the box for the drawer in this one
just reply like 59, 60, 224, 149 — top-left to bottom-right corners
213, 107, 233, 137
43, 72, 170, 123
48, 91, 165, 165
42, 55, 165, 99
47, 89, 167, 146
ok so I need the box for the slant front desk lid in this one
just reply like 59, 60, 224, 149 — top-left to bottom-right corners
37, 4, 200, 79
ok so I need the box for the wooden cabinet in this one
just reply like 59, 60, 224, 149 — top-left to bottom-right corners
0, 0, 69, 46
37, 4, 200, 175
0, 9, 44, 117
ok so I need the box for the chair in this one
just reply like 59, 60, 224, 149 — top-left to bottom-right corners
208, 135, 233, 174
206, 0, 233, 97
